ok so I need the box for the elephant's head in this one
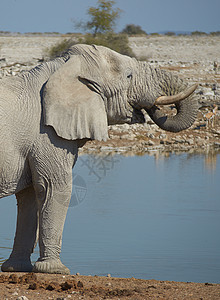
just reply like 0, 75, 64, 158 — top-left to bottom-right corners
43, 44, 198, 141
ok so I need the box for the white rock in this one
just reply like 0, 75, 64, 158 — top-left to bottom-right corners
120, 133, 136, 140
16, 296, 29, 300
188, 139, 194, 145
120, 123, 130, 130
159, 133, 167, 139
205, 91, 215, 97
147, 133, 155, 138
148, 140, 155, 145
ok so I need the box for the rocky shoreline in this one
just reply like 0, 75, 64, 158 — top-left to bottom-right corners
79, 121, 220, 156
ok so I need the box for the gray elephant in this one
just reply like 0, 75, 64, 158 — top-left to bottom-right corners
0, 44, 198, 274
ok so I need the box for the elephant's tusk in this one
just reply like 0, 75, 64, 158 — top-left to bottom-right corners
155, 84, 198, 106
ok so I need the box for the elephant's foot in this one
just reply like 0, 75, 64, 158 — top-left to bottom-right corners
1, 257, 33, 272
33, 258, 70, 275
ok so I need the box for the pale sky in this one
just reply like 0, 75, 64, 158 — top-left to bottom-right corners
0, 0, 219, 34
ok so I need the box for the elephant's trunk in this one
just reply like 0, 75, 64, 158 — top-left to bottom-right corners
145, 91, 198, 132
139, 65, 199, 132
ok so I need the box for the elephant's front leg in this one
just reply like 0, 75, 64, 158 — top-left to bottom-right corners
29, 132, 78, 275
32, 174, 72, 275
1, 186, 38, 272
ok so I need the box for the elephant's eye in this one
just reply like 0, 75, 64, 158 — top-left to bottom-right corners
127, 74, 132, 79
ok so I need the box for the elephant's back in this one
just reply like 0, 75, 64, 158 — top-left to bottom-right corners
0, 75, 25, 105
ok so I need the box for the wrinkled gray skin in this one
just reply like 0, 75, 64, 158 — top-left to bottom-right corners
0, 44, 198, 274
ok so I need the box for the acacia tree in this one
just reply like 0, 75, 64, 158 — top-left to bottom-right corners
85, 0, 122, 37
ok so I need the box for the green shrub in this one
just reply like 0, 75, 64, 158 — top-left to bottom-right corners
150, 32, 161, 36
45, 39, 77, 59
191, 31, 207, 36
209, 31, 220, 36
45, 33, 135, 59
82, 33, 135, 57
164, 31, 176, 36
121, 24, 147, 35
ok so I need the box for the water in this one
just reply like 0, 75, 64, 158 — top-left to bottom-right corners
0, 151, 219, 283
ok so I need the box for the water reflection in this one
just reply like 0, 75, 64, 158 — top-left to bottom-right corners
204, 151, 218, 171
0, 151, 219, 283
149, 149, 219, 172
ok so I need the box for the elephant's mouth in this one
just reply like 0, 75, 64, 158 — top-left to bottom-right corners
130, 107, 145, 124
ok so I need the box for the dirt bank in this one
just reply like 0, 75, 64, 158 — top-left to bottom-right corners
1, 272, 220, 300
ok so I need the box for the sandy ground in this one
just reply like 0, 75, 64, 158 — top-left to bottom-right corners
0, 35, 220, 299
0, 272, 220, 300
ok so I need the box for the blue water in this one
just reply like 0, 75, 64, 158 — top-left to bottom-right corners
0, 152, 219, 283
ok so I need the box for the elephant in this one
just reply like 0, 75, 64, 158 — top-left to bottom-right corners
0, 44, 198, 274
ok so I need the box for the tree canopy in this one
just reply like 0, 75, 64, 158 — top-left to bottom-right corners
85, 0, 122, 36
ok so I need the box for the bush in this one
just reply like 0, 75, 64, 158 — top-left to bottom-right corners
45, 39, 78, 59
191, 31, 207, 36
82, 33, 135, 57
45, 33, 135, 59
209, 31, 220, 36
150, 32, 161, 36
121, 24, 147, 35
164, 31, 176, 36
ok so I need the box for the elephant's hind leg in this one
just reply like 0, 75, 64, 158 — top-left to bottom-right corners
1, 185, 38, 272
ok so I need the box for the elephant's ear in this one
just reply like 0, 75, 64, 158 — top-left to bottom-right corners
42, 56, 108, 141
